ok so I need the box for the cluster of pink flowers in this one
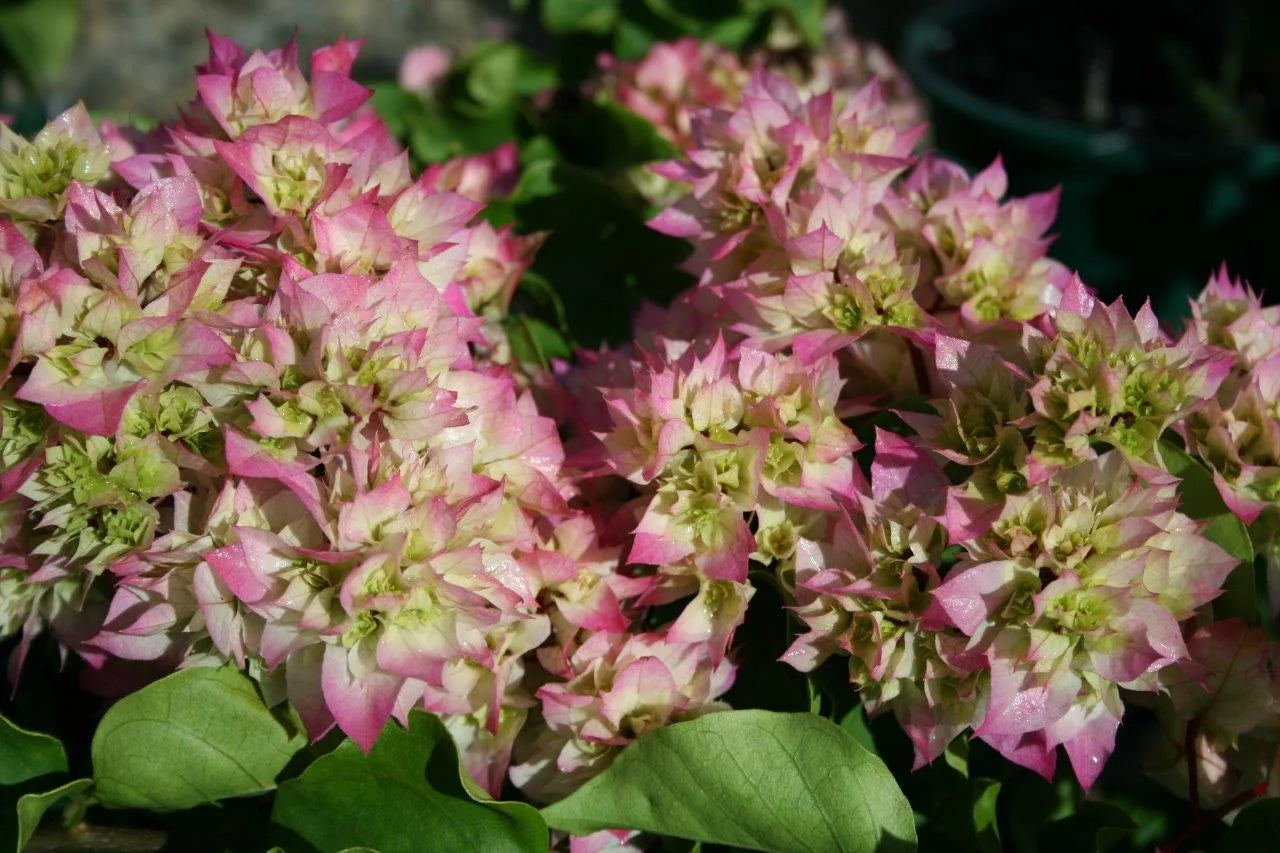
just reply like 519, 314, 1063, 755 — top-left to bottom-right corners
0, 34, 649, 798
571, 45, 1280, 794
6, 24, 1280, 816
595, 9, 922, 152
1139, 270, 1280, 807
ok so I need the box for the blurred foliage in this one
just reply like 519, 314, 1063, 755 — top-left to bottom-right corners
0, 0, 79, 132
518, 0, 823, 68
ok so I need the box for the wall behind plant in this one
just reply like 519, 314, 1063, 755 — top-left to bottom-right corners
44, 0, 512, 117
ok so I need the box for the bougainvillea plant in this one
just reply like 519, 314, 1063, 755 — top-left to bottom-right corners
2, 3, 1280, 852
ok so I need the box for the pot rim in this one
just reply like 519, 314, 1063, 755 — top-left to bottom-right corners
899, 0, 1280, 174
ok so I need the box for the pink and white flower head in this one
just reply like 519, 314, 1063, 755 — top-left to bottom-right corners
511, 627, 735, 801
421, 142, 520, 204
1185, 352, 1280, 526
191, 34, 369, 138
0, 33, 597, 798
1023, 278, 1232, 476
597, 12, 925, 154
635, 67, 1066, 378
932, 452, 1237, 787
798, 9, 924, 130
398, 45, 453, 96
596, 337, 859, 583
649, 68, 922, 282
597, 38, 748, 150
897, 155, 1068, 327
785, 431, 979, 767
0, 103, 115, 223
1186, 266, 1280, 371
1178, 269, 1280, 527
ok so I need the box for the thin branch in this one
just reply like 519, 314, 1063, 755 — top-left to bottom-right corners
25, 825, 167, 853
1186, 718, 1200, 819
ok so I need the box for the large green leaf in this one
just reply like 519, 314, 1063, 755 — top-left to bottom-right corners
271, 710, 547, 853
369, 79, 526, 167
541, 710, 917, 852
0, 717, 66, 786
456, 42, 557, 112
91, 666, 304, 810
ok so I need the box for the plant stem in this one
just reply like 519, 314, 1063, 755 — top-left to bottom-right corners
1186, 718, 1200, 819
26, 825, 167, 853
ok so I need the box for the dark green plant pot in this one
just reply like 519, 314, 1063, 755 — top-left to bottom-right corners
901, 0, 1280, 318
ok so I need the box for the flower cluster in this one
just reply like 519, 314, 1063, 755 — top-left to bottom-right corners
0, 34, 697, 799
595, 9, 922, 152
1182, 269, 1280, 525
6, 22, 1280, 815
597, 39, 747, 150
575, 52, 1265, 792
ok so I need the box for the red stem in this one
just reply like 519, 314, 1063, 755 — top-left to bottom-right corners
1186, 718, 1201, 819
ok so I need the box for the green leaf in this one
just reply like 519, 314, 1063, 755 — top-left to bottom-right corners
1203, 512, 1257, 620
13, 778, 91, 851
971, 779, 1001, 853
369, 84, 429, 140
1221, 797, 1280, 850
943, 737, 969, 778
1205, 512, 1255, 564
369, 81, 523, 167
503, 314, 572, 370
542, 0, 620, 33
768, 0, 824, 47
836, 706, 878, 757
0, 0, 80, 87
702, 14, 761, 49
0, 717, 89, 853
1156, 440, 1231, 518
464, 43, 522, 108
510, 161, 692, 345
513, 269, 570, 334
0, 716, 67, 786
639, 0, 742, 34
541, 710, 917, 852
548, 101, 679, 172
1037, 801, 1134, 853
91, 666, 304, 810
271, 710, 546, 853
